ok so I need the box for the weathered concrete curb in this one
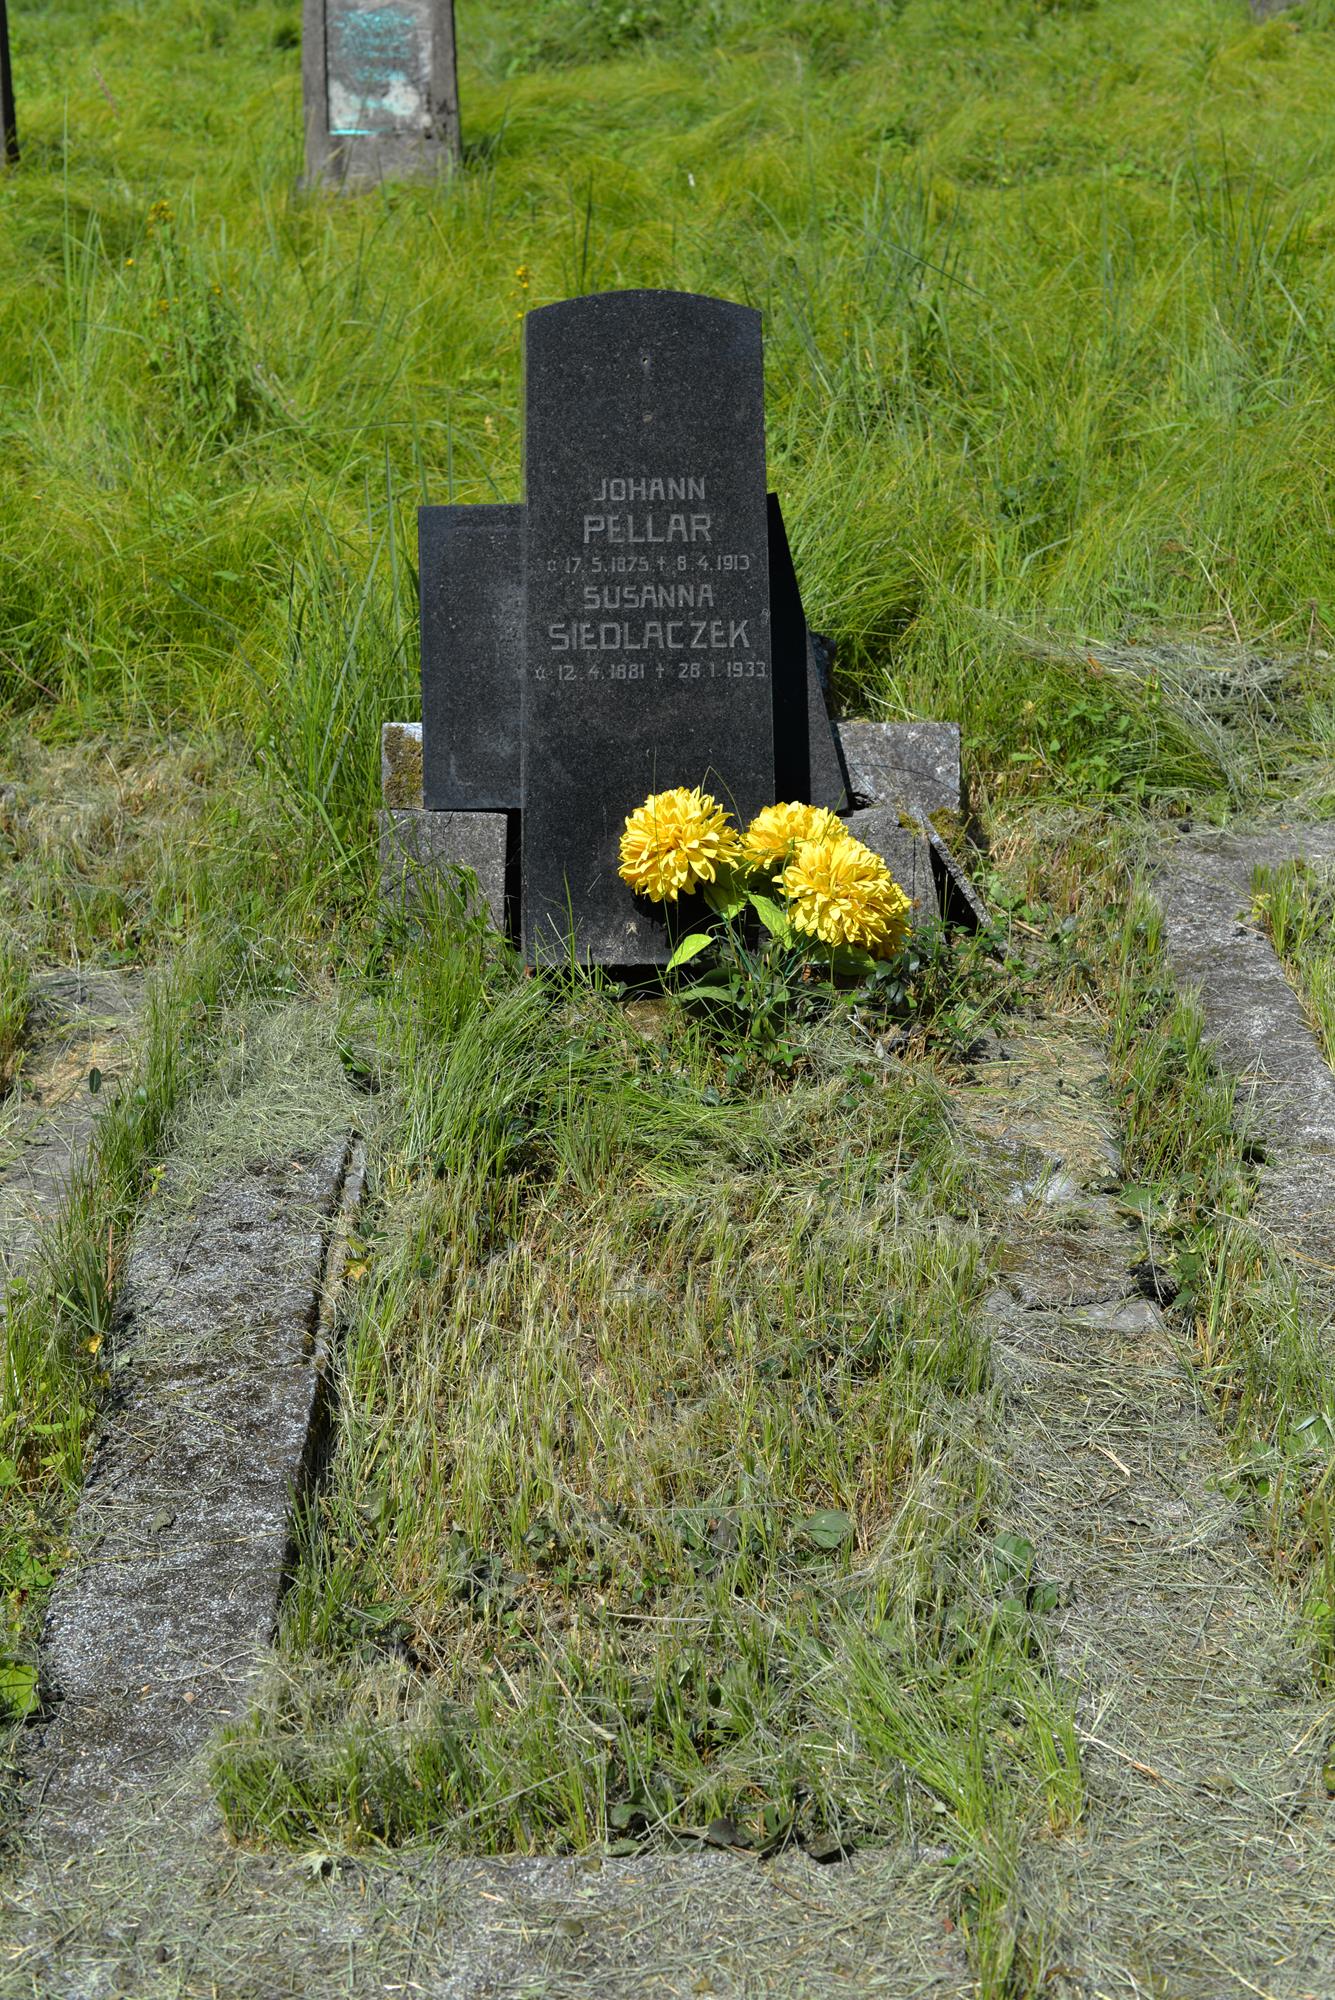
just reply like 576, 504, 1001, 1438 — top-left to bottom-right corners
21, 1133, 366, 1852
1155, 823, 1335, 1269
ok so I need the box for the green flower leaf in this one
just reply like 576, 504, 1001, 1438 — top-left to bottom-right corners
704, 864, 749, 919
666, 932, 713, 972
748, 892, 795, 942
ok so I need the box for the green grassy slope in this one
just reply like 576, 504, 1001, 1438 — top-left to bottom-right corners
2, 0, 1334, 818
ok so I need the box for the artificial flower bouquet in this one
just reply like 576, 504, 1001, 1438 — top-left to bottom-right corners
618, 785, 911, 975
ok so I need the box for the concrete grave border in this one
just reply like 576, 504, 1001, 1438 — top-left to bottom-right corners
1154, 823, 1335, 1275
21, 1131, 366, 1852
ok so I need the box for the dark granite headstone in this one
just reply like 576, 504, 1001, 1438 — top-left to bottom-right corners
302, 0, 459, 187
521, 291, 775, 964
0, 0, 17, 167
766, 494, 847, 812
420, 505, 523, 810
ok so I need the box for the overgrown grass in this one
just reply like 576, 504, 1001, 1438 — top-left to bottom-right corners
213, 913, 1076, 1986
1253, 857, 1335, 1067
2, 0, 1335, 1982
4, 0, 1335, 812
0, 934, 29, 1099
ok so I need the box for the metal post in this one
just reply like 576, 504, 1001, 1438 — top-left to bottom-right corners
0, 0, 17, 167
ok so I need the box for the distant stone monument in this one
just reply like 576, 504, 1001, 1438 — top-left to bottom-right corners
302, 0, 460, 188
1, 0, 18, 167
383, 287, 975, 960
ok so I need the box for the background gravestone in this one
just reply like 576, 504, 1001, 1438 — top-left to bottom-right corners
1, 0, 17, 166
521, 291, 775, 965
302, 0, 459, 188
420, 505, 523, 811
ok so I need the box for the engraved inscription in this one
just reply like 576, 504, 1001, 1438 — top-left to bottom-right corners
536, 475, 767, 693
326, 2, 431, 137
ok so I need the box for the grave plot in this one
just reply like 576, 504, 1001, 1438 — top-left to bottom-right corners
15, 875, 1335, 1997
392, 288, 978, 967
6, 6, 1335, 1993
5, 738, 1335, 1999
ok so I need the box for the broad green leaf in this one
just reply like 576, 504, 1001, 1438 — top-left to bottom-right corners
667, 932, 713, 972
704, 865, 749, 919
991, 1531, 1035, 1579
0, 1661, 39, 1719
681, 984, 733, 1005
748, 892, 795, 942
828, 945, 878, 979
797, 1508, 855, 1550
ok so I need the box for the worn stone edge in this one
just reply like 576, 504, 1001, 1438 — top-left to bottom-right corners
1153, 825, 1335, 1276
17, 1131, 369, 1847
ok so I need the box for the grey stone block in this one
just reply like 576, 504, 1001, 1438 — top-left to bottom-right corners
844, 806, 989, 934
836, 721, 962, 818
378, 807, 507, 930
381, 720, 423, 810
909, 810, 989, 933
842, 808, 936, 923
27, 1138, 363, 1849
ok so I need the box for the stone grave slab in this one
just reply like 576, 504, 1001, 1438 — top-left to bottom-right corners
521, 291, 775, 964
379, 805, 508, 928
420, 504, 524, 810
24, 1135, 365, 1850
302, 0, 459, 187
838, 719, 962, 818
842, 807, 934, 924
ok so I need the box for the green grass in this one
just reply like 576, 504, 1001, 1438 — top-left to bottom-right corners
211, 912, 1077, 1988
1253, 857, 1335, 1066
0, 934, 30, 1098
4, 0, 1335, 807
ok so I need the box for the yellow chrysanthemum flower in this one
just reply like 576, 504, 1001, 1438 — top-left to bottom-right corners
779, 833, 911, 959
619, 787, 742, 903
742, 800, 844, 869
